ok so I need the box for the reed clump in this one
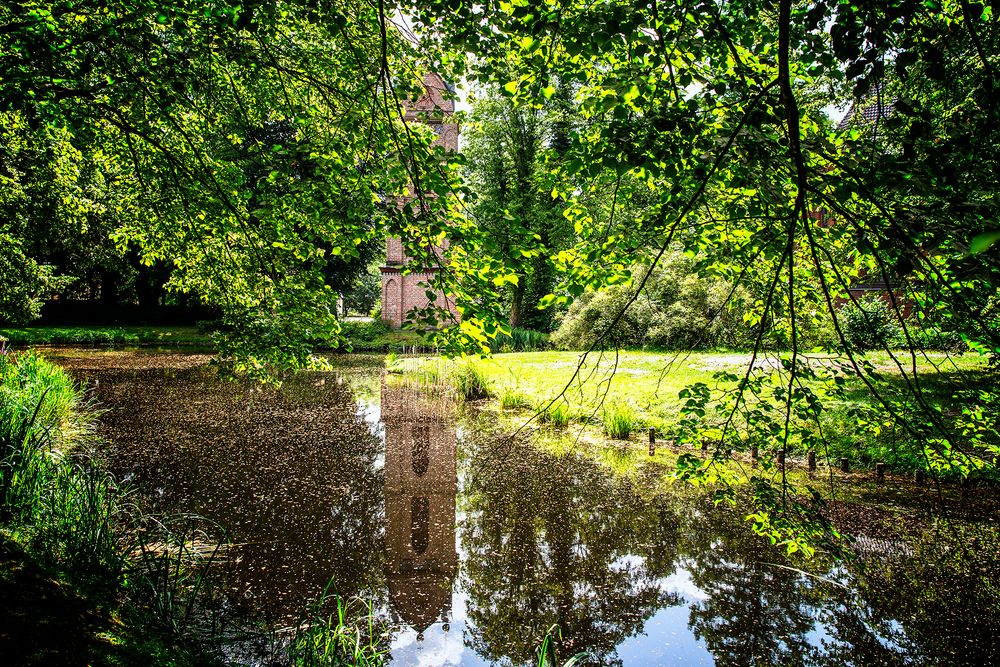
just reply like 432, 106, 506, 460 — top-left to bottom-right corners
288, 588, 389, 666
542, 402, 571, 427
449, 362, 492, 401
602, 401, 637, 440
499, 386, 531, 410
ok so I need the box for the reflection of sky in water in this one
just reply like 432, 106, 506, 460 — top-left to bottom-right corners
356, 396, 384, 441
388, 592, 491, 667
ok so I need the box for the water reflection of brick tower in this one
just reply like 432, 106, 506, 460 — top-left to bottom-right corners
381, 381, 458, 634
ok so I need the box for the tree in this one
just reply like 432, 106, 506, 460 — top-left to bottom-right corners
409, 0, 1000, 543
0, 0, 477, 372
463, 83, 575, 331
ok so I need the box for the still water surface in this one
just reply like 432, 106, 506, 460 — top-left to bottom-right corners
51, 350, 993, 666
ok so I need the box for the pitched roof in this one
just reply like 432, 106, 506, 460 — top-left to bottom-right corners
838, 95, 895, 131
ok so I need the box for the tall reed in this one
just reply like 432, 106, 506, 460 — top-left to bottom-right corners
0, 351, 125, 584
450, 362, 492, 401
489, 328, 550, 353
602, 402, 637, 440
288, 587, 389, 666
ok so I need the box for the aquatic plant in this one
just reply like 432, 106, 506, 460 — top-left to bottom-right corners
0, 352, 125, 583
542, 402, 571, 427
602, 401, 637, 440
535, 625, 589, 667
499, 386, 531, 410
450, 362, 492, 401
288, 588, 389, 667
133, 514, 228, 638
0, 350, 87, 444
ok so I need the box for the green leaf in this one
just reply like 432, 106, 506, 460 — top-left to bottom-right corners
970, 231, 1000, 254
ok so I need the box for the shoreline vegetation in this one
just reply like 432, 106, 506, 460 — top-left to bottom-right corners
0, 349, 390, 666
390, 349, 996, 481
0, 322, 427, 353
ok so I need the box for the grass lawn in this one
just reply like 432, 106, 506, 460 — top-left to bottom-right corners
396, 348, 992, 473
1, 322, 427, 353
477, 349, 980, 421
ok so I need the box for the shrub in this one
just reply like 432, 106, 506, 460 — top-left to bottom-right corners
551, 251, 752, 350
602, 401, 637, 440
340, 319, 391, 348
909, 326, 967, 352
838, 294, 903, 350
490, 328, 550, 353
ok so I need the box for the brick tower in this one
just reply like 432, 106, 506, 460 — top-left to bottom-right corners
380, 73, 460, 328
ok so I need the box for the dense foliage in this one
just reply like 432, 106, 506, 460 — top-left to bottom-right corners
4, 0, 1000, 542
0, 0, 492, 373
551, 250, 751, 350
407, 0, 1000, 543
463, 86, 576, 331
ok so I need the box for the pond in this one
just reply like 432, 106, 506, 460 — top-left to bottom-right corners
51, 349, 997, 666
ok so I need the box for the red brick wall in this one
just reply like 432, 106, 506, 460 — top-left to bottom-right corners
381, 269, 459, 328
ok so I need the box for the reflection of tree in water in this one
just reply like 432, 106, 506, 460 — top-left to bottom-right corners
846, 523, 1000, 665
81, 359, 388, 621
460, 439, 682, 666
681, 501, 919, 667
681, 501, 819, 666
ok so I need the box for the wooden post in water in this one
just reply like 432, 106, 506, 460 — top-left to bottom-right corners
876, 462, 886, 484
648, 427, 656, 456
807, 451, 816, 472
840, 457, 850, 473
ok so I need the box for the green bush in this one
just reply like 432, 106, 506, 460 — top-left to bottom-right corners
838, 294, 903, 350
340, 319, 392, 346
551, 251, 752, 350
909, 326, 967, 352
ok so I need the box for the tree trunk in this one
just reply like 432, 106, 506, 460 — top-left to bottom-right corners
510, 280, 526, 329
